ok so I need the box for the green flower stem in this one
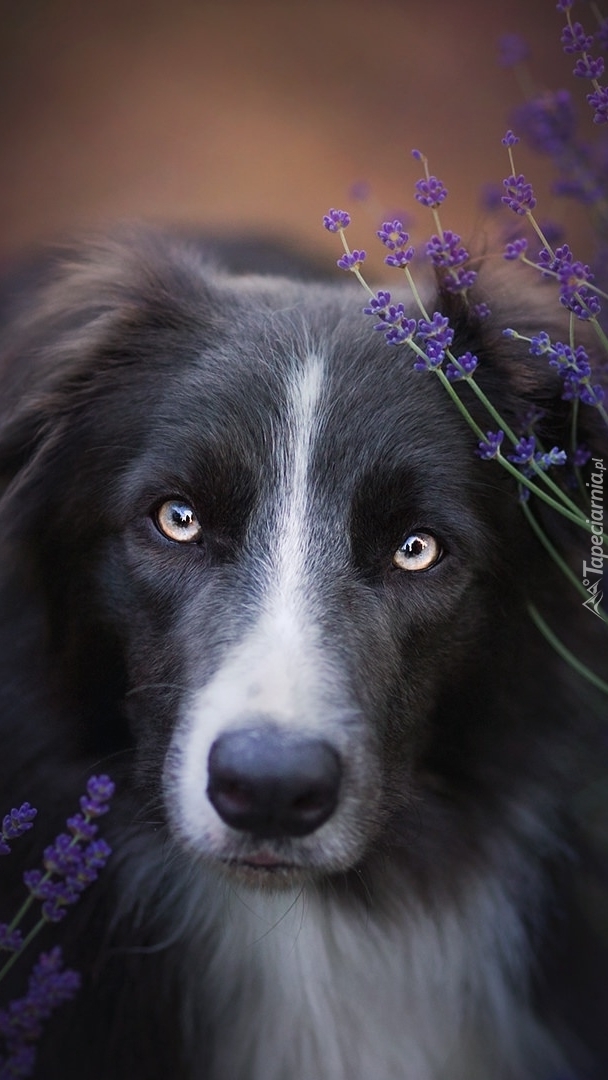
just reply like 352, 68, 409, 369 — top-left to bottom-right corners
433, 371, 605, 534
448, 361, 586, 519
0, 915, 46, 986
429, 371, 596, 531
499, 453, 606, 536
522, 501, 608, 627
518, 255, 608, 303
529, 604, 608, 696
404, 266, 431, 321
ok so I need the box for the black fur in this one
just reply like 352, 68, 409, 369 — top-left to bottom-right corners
0, 230, 606, 1079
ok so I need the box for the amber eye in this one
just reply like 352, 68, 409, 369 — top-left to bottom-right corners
155, 500, 202, 543
393, 532, 441, 572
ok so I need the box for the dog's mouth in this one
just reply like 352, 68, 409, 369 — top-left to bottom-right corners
218, 848, 309, 887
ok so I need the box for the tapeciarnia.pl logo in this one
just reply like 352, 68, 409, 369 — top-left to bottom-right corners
582, 458, 605, 618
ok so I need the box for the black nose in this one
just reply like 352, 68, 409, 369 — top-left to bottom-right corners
207, 728, 342, 838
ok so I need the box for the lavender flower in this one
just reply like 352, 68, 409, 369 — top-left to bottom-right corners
0, 948, 80, 1078
426, 233, 477, 291
0, 777, 115, 1076
508, 436, 536, 465
529, 331, 554, 356
504, 238, 528, 261
587, 85, 608, 124
0, 927, 22, 953
445, 352, 479, 381
443, 267, 477, 293
426, 231, 469, 268
377, 220, 409, 251
385, 321, 417, 346
385, 249, 415, 268
322, 208, 350, 233
362, 291, 417, 345
337, 250, 366, 272
561, 287, 601, 319
502, 173, 537, 214
573, 55, 605, 80
362, 290, 392, 318
78, 775, 114, 818
561, 22, 594, 55
579, 382, 606, 406
502, 130, 520, 147
414, 312, 454, 368
21, 777, 114, 923
548, 341, 591, 378
477, 431, 505, 460
534, 448, 568, 469
0, 809, 37, 857
414, 176, 448, 208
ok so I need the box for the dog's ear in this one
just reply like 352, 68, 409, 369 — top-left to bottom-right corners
0, 231, 221, 489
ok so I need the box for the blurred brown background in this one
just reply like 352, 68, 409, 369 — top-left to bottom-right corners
0, 0, 587, 266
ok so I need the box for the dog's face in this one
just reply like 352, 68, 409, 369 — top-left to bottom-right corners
0, 236, 570, 890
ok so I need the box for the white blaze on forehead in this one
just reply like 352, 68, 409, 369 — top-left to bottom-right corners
171, 352, 332, 842
272, 351, 325, 599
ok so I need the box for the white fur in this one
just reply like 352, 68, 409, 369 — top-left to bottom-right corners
168, 351, 382, 865
176, 866, 563, 1080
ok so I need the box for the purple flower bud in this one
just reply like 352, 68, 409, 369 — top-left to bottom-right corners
529, 331, 554, 356
477, 431, 505, 460
502, 174, 537, 214
561, 22, 594, 54
414, 176, 448, 208
534, 448, 568, 469
508, 436, 536, 465
336, 250, 366, 272
385, 321, 417, 346
502, 130, 520, 146
587, 85, 608, 123
445, 352, 479, 381
1, 804, 37, 854
573, 54, 604, 79
504, 238, 528, 261
385, 249, 415, 268
377, 220, 410, 251
322, 208, 351, 233
426, 231, 469, 268
579, 382, 606, 406
0, 923, 23, 951
362, 291, 391, 317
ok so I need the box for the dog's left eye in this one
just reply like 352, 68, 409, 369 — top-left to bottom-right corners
155, 500, 203, 543
393, 532, 441, 572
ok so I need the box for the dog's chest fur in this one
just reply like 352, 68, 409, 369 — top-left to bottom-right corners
178, 870, 562, 1080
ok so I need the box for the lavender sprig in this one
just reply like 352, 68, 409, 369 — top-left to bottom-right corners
0, 949, 80, 1080
0, 777, 114, 1077
0, 810, 37, 858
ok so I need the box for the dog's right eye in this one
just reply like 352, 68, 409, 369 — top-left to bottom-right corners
155, 500, 203, 543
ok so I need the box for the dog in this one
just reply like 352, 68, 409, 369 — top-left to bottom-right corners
0, 228, 606, 1080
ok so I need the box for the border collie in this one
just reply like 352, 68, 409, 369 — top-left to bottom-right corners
0, 230, 606, 1079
